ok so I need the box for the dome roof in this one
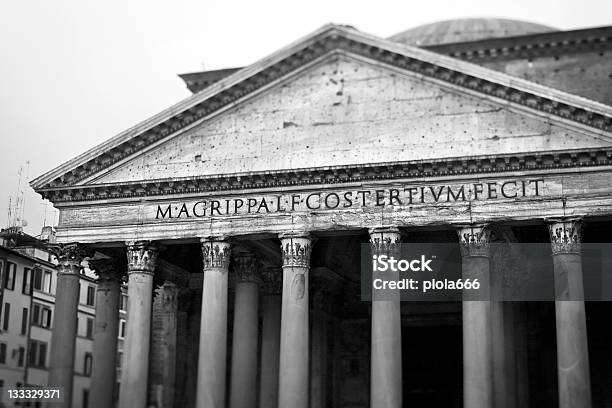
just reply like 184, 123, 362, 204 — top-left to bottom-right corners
389, 18, 557, 46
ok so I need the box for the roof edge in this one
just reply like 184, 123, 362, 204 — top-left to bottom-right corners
31, 23, 612, 193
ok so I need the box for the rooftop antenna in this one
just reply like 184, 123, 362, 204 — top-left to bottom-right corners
7, 161, 29, 231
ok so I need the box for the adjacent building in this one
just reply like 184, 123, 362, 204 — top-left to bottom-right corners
0, 227, 127, 407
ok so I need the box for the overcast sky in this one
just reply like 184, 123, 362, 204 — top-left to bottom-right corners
1, 0, 610, 236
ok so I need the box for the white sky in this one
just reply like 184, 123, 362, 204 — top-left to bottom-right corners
1, 0, 610, 236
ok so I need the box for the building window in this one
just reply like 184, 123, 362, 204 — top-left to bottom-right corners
22, 268, 32, 294
31, 303, 52, 329
21, 307, 28, 335
44, 270, 52, 293
85, 286, 95, 306
28, 340, 48, 368
0, 342, 6, 364
83, 352, 92, 376
33, 269, 53, 293
119, 294, 128, 312
17, 346, 25, 367
2, 302, 10, 331
118, 319, 126, 339
4, 263, 16, 290
85, 317, 94, 339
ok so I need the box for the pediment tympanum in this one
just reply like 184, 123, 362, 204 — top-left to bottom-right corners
31, 24, 612, 204
89, 54, 611, 186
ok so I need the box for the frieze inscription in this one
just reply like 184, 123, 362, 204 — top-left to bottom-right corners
154, 178, 545, 221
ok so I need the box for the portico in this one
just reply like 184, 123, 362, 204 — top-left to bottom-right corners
31, 24, 612, 408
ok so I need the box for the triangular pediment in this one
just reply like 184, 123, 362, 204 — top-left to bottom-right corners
31, 24, 612, 200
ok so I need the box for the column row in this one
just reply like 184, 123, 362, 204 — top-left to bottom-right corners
48, 217, 591, 408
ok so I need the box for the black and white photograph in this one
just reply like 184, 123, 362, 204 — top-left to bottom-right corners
1, 1, 612, 407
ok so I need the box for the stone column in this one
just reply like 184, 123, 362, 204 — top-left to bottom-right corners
310, 284, 331, 408
196, 238, 231, 408
369, 227, 402, 408
229, 252, 260, 408
48, 243, 90, 408
548, 218, 592, 408
88, 258, 123, 408
278, 233, 312, 408
259, 267, 282, 408
173, 287, 193, 408
118, 241, 159, 408
457, 225, 492, 408
182, 274, 204, 408
149, 281, 179, 408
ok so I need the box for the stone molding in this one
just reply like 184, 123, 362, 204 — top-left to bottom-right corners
547, 217, 583, 255
457, 224, 491, 258
261, 267, 282, 295
233, 253, 260, 283
88, 258, 125, 282
427, 26, 612, 62
280, 234, 312, 268
34, 26, 612, 195
126, 241, 159, 275
200, 239, 231, 270
48, 243, 92, 276
38, 147, 612, 203
369, 227, 401, 257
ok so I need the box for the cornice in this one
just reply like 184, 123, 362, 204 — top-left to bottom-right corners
37, 147, 612, 203
31, 25, 612, 195
426, 26, 612, 62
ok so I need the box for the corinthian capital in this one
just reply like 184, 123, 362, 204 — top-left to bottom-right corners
88, 258, 125, 283
126, 241, 159, 275
200, 238, 231, 270
261, 266, 282, 295
48, 243, 92, 275
457, 225, 491, 258
279, 233, 311, 268
233, 253, 260, 283
548, 218, 582, 255
369, 227, 400, 257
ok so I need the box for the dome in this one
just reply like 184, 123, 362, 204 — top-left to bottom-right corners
389, 18, 557, 46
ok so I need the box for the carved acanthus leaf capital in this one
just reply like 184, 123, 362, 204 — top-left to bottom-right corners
280, 234, 312, 268
48, 243, 93, 275
369, 227, 401, 257
201, 239, 231, 270
457, 225, 491, 258
548, 218, 582, 255
233, 253, 260, 283
126, 241, 159, 275
88, 258, 125, 283
261, 267, 282, 295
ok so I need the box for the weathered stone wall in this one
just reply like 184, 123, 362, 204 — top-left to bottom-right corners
478, 51, 612, 105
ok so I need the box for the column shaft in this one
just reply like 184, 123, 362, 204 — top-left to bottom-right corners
549, 218, 591, 408
89, 259, 122, 408
149, 281, 179, 408
48, 244, 89, 408
369, 227, 402, 408
259, 268, 282, 408
229, 253, 260, 408
196, 239, 231, 408
278, 234, 311, 408
458, 226, 492, 408
118, 242, 158, 408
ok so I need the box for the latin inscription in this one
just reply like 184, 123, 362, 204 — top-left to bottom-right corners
154, 179, 545, 220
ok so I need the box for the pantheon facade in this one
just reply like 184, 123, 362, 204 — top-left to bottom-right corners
32, 19, 612, 408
